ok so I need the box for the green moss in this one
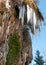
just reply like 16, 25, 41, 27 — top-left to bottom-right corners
6, 34, 21, 65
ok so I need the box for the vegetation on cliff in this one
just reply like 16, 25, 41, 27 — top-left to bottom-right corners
6, 34, 21, 65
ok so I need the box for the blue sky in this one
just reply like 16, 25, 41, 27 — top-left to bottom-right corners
30, 0, 46, 64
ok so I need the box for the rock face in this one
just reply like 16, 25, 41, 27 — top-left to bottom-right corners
16, 28, 33, 65
0, 0, 44, 65
0, 0, 32, 65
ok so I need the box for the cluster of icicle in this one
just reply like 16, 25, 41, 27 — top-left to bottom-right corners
0, 0, 44, 36
19, 4, 43, 34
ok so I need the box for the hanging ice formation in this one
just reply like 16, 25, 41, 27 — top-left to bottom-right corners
5, 0, 11, 9
19, 4, 43, 34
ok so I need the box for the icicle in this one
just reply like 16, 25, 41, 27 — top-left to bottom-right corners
33, 11, 43, 34
19, 5, 25, 25
27, 5, 43, 34
27, 5, 30, 22
5, 0, 11, 9
27, 5, 35, 33
27, 5, 33, 25
33, 11, 37, 33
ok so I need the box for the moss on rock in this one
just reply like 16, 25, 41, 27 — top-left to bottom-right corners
6, 34, 21, 65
